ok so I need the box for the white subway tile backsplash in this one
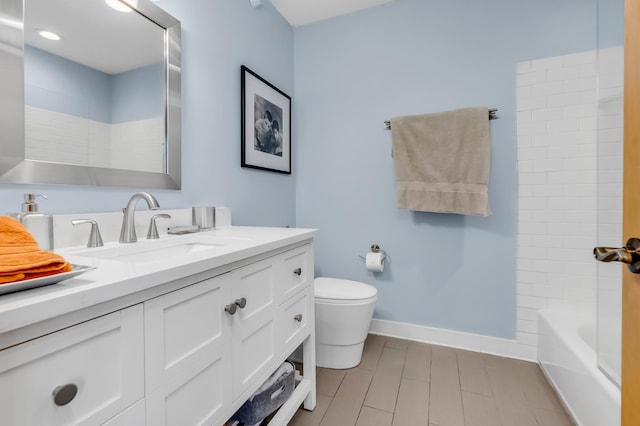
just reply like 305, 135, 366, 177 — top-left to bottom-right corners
564, 104, 596, 118
563, 130, 597, 145
547, 92, 583, 107
563, 51, 596, 66
564, 77, 597, 93
517, 71, 548, 86
517, 111, 533, 123
516, 86, 533, 99
518, 121, 548, 135
531, 107, 564, 121
517, 283, 533, 296
517, 95, 548, 111
531, 210, 564, 223
516, 331, 539, 346
517, 319, 538, 334
533, 184, 563, 197
531, 133, 563, 146
547, 65, 581, 81
518, 246, 548, 260
547, 118, 581, 133
531, 81, 563, 97
533, 158, 563, 172
515, 48, 622, 358
517, 295, 548, 310
516, 61, 532, 74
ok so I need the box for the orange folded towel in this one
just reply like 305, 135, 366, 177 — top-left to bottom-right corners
0, 216, 72, 284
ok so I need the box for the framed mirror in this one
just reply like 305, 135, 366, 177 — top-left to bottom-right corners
0, 0, 181, 189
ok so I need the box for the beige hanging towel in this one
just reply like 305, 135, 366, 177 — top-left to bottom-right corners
390, 107, 491, 216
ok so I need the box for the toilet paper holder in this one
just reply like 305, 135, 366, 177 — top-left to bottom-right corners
358, 244, 388, 262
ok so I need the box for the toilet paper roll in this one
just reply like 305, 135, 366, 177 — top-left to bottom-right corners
366, 252, 385, 272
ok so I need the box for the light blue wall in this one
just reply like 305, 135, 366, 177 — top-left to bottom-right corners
294, 0, 598, 338
26, 49, 171, 123
111, 63, 165, 123
25, 46, 112, 123
1, 0, 295, 229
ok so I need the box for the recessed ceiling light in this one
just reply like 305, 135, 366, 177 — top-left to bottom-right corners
105, 0, 133, 13
36, 30, 61, 41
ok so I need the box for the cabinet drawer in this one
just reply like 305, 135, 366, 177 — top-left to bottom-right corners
0, 305, 144, 426
279, 286, 312, 353
278, 244, 313, 303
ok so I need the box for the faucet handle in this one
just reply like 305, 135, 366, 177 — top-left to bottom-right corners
147, 214, 171, 239
71, 219, 104, 248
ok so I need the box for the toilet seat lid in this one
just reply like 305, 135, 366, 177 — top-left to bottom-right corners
314, 277, 378, 301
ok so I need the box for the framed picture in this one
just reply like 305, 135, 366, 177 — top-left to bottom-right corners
241, 65, 292, 174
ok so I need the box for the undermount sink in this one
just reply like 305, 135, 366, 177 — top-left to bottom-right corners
73, 238, 230, 263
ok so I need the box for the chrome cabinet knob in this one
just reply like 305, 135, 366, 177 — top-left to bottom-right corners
235, 298, 247, 309
294, 314, 303, 322
52, 384, 78, 406
225, 303, 237, 315
293, 268, 302, 276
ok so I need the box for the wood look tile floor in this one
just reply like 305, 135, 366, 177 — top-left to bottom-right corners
289, 334, 575, 426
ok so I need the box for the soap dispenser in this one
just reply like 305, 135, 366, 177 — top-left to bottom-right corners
18, 194, 54, 251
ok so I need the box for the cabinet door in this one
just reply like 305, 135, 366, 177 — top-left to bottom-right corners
145, 274, 232, 426
230, 257, 277, 400
102, 399, 145, 426
0, 305, 144, 426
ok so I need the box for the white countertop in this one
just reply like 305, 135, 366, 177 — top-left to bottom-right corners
0, 226, 317, 335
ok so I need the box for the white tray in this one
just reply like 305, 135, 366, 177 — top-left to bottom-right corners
0, 264, 96, 296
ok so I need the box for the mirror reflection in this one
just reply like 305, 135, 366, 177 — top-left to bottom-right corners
24, 0, 166, 173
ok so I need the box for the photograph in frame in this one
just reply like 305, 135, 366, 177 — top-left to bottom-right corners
241, 65, 291, 174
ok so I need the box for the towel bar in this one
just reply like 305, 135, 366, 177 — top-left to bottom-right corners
384, 108, 498, 130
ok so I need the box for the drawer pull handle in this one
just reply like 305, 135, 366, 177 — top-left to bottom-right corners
52, 384, 78, 406
293, 268, 302, 276
235, 298, 247, 309
294, 314, 303, 322
225, 303, 237, 315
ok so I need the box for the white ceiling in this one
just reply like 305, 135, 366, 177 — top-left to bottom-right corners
270, 0, 394, 27
25, 0, 389, 74
25, 0, 165, 74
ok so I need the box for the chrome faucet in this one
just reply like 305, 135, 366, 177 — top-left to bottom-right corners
119, 192, 160, 243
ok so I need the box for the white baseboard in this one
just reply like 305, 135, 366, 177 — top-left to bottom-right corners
369, 318, 537, 362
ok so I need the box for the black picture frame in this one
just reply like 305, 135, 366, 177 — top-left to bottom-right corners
241, 65, 292, 174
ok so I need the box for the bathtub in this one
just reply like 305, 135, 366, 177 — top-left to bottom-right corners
538, 310, 620, 426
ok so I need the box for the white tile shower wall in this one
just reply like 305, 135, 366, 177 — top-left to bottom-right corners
111, 118, 165, 173
516, 47, 623, 357
25, 108, 165, 173
26, 107, 109, 167
596, 46, 623, 382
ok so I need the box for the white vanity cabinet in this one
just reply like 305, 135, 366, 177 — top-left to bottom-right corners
143, 242, 315, 425
0, 305, 144, 426
0, 230, 317, 426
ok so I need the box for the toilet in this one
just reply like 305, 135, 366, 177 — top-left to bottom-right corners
314, 277, 378, 369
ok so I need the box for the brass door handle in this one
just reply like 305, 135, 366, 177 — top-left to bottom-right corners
594, 238, 640, 273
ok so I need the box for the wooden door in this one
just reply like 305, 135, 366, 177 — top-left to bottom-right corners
622, 0, 640, 423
